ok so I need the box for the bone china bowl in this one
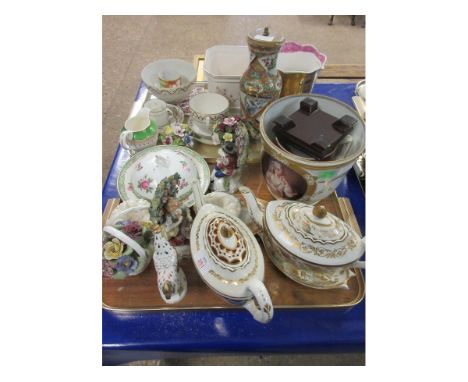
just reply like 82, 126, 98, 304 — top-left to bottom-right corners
259, 94, 365, 203
141, 59, 196, 104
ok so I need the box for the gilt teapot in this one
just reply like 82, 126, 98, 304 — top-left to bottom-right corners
239, 186, 365, 289
190, 181, 274, 323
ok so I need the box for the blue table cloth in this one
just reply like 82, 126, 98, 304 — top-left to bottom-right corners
102, 82, 365, 365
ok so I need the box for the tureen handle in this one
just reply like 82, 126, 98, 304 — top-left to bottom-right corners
352, 236, 366, 268
191, 180, 204, 213
243, 279, 274, 324
238, 186, 263, 228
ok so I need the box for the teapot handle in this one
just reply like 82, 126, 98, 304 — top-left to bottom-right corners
352, 261, 365, 269
353, 236, 365, 269
243, 279, 274, 324
119, 131, 132, 150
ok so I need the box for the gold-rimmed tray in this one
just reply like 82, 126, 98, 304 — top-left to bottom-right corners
102, 164, 365, 311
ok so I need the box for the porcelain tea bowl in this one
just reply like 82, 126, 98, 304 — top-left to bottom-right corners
239, 186, 365, 289
190, 181, 274, 323
141, 59, 196, 104
259, 94, 365, 203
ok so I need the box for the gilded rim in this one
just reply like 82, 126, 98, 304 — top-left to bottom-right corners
189, 92, 230, 118
259, 94, 366, 170
264, 214, 362, 268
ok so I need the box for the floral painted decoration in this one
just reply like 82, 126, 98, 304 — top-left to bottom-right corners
157, 122, 193, 148
179, 86, 205, 114
137, 175, 154, 193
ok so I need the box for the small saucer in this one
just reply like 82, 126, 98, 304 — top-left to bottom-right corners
188, 116, 217, 145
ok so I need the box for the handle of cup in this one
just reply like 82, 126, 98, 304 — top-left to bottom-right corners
119, 131, 132, 150
243, 279, 274, 324
166, 108, 174, 120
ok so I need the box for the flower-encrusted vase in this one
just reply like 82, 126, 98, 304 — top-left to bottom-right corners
240, 27, 285, 140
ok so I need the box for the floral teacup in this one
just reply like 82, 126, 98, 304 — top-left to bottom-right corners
189, 92, 229, 138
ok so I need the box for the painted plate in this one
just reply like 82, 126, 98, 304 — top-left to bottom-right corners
117, 145, 210, 207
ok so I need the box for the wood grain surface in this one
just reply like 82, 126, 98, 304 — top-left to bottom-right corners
102, 163, 364, 311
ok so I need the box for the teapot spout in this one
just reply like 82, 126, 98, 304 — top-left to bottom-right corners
239, 186, 263, 228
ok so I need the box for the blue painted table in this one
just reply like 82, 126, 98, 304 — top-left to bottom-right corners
102, 83, 365, 366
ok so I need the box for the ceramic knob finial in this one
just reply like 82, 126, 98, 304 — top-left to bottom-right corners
313, 205, 327, 219
263, 26, 269, 36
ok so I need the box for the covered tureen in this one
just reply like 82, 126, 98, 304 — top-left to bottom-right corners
239, 186, 365, 289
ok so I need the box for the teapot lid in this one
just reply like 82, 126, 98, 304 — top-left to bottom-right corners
190, 204, 264, 299
248, 26, 285, 47
264, 201, 364, 266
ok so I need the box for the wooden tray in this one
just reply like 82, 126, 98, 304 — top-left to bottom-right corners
102, 163, 365, 311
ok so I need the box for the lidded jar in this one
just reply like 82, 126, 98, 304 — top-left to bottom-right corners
240, 186, 366, 289
240, 26, 285, 140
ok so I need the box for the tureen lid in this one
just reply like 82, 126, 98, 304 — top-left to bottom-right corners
190, 204, 264, 299
264, 201, 364, 267
248, 26, 285, 47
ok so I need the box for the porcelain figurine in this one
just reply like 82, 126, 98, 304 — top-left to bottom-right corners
190, 181, 273, 323
149, 173, 193, 303
240, 27, 284, 140
152, 224, 187, 303
211, 116, 249, 193
239, 186, 366, 289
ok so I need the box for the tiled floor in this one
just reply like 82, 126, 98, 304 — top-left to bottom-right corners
102, 15, 365, 366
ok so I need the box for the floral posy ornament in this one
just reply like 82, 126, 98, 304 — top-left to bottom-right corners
211, 116, 249, 193
102, 220, 154, 279
157, 122, 194, 147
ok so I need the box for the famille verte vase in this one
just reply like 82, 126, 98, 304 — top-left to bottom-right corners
240, 27, 285, 140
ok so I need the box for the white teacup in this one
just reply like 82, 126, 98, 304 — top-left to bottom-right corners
144, 99, 174, 128
189, 92, 229, 136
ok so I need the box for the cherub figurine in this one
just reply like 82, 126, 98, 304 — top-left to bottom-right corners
149, 173, 192, 304
211, 116, 249, 193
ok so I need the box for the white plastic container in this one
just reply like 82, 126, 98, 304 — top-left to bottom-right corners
204, 45, 250, 108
